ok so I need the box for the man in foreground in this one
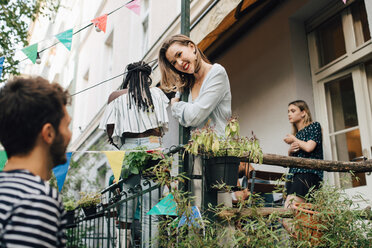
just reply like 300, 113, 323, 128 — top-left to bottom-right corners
0, 77, 72, 247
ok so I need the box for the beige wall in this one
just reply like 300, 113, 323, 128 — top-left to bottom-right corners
215, 0, 312, 172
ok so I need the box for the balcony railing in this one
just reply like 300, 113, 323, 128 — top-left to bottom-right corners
66, 151, 372, 247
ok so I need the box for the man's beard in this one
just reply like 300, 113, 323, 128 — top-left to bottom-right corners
50, 132, 67, 166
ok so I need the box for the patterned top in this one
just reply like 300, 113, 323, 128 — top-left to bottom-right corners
288, 122, 324, 179
171, 64, 232, 136
99, 87, 169, 148
0, 170, 66, 247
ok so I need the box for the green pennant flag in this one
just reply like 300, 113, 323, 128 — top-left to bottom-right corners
147, 193, 177, 216
0, 150, 8, 172
55, 29, 73, 51
21, 43, 38, 64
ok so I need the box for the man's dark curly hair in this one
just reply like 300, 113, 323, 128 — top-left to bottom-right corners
0, 77, 70, 158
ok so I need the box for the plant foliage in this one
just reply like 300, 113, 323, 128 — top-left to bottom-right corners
0, 0, 60, 82
185, 117, 263, 163
77, 192, 101, 208
122, 147, 168, 178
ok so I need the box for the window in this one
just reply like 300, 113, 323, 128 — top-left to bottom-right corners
316, 13, 346, 67
325, 75, 366, 188
105, 31, 114, 77
310, 0, 371, 71
307, 0, 372, 190
141, 0, 150, 55
351, 1, 371, 47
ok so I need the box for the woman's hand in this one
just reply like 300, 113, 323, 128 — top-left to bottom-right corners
289, 142, 300, 154
284, 134, 297, 144
171, 97, 180, 106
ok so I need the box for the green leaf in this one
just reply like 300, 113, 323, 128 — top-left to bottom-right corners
130, 166, 139, 174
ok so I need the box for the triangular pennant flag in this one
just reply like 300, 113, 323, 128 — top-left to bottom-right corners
91, 14, 108, 33
104, 151, 125, 184
0, 150, 8, 172
147, 193, 177, 216
342, 0, 347, 3
52, 152, 72, 192
126, 0, 140, 16
0, 56, 5, 79
178, 206, 203, 228
55, 29, 73, 51
21, 43, 38, 64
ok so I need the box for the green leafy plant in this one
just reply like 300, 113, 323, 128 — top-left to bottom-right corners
185, 117, 263, 163
63, 198, 76, 211
290, 184, 372, 247
122, 146, 168, 178
77, 192, 101, 208
0, 0, 60, 82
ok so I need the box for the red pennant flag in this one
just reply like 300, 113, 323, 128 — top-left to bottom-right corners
126, 0, 140, 16
91, 14, 108, 33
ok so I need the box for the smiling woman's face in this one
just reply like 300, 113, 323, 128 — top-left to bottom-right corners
165, 42, 196, 74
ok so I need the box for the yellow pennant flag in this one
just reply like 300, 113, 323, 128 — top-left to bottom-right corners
103, 151, 125, 184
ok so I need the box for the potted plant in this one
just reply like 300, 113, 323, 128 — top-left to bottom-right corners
283, 183, 372, 247
77, 192, 101, 217
291, 202, 323, 245
63, 198, 77, 225
185, 117, 263, 188
122, 147, 169, 179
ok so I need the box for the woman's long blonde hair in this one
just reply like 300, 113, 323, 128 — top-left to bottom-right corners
289, 100, 313, 135
158, 34, 210, 93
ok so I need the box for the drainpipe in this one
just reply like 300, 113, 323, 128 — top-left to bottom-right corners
180, 0, 190, 191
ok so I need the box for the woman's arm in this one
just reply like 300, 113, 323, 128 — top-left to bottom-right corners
171, 66, 229, 127
285, 134, 317, 153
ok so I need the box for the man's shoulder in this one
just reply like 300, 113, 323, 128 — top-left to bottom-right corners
0, 171, 65, 247
0, 170, 60, 200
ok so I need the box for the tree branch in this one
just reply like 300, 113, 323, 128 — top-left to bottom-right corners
241, 154, 372, 172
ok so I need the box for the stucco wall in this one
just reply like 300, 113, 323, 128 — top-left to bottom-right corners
215, 0, 312, 172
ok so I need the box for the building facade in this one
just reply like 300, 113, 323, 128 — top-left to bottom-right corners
22, 0, 372, 204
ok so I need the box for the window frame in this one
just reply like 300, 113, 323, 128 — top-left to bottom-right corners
307, 0, 372, 189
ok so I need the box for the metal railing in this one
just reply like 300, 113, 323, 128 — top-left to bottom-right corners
66, 146, 183, 248
66, 181, 161, 248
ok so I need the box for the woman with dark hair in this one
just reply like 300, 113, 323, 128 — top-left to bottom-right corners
100, 61, 169, 247
283, 100, 323, 209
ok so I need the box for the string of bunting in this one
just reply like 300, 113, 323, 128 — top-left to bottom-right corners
0, 0, 140, 78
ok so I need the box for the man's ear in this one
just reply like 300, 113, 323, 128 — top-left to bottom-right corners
40, 123, 56, 145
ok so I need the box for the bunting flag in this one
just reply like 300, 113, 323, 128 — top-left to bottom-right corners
55, 29, 73, 51
0, 56, 4, 79
52, 152, 72, 192
178, 206, 203, 228
104, 151, 125, 184
91, 14, 108, 33
21, 43, 38, 64
147, 193, 177, 216
342, 0, 347, 3
126, 0, 140, 16
0, 150, 8, 172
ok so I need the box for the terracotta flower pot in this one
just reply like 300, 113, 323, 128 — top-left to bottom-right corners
292, 202, 323, 245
